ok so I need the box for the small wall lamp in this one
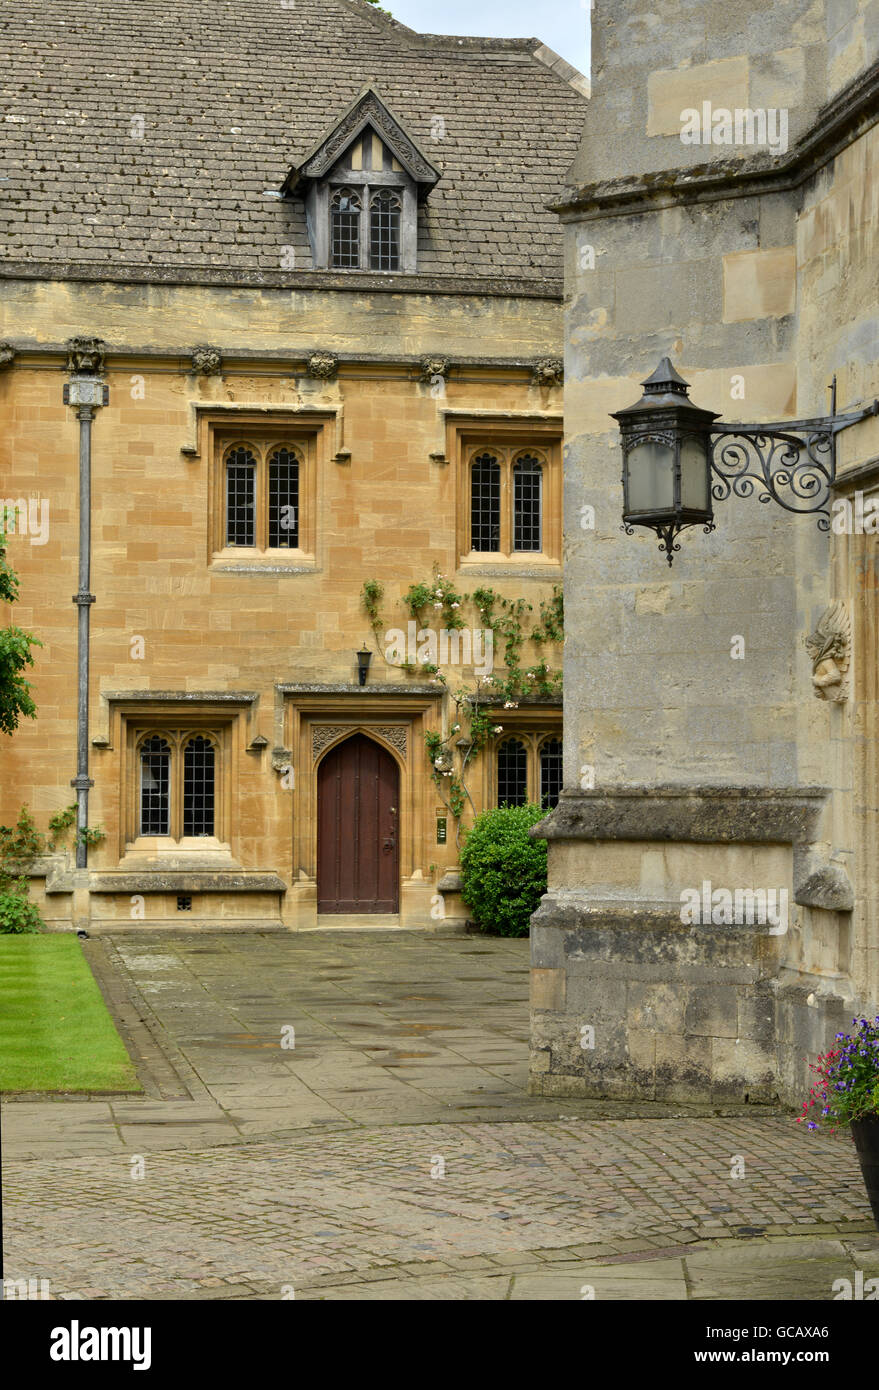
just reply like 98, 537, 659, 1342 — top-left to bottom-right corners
356, 644, 372, 687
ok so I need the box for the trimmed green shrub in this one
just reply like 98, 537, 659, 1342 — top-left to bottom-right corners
0, 885, 43, 934
460, 802, 548, 937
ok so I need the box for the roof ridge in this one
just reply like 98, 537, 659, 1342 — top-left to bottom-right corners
335, 0, 421, 42
528, 40, 591, 100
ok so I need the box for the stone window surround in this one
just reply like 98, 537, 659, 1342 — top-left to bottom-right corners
208, 416, 325, 570
91, 694, 258, 865
480, 712, 563, 810
446, 414, 563, 572
122, 712, 235, 859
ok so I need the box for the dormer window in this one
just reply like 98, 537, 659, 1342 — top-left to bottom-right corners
282, 87, 440, 275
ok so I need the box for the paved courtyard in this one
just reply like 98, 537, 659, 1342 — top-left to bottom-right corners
2, 930, 877, 1299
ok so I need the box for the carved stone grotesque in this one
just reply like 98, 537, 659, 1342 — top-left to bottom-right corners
532, 358, 564, 388
805, 599, 850, 701
419, 356, 449, 384
0, 342, 16, 369
191, 345, 223, 376
66, 337, 106, 374
307, 351, 339, 380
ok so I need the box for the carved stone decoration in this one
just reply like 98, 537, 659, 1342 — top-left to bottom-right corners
307, 351, 339, 381
805, 599, 850, 702
312, 725, 355, 761
532, 359, 564, 388
191, 345, 223, 376
419, 356, 449, 384
303, 90, 438, 184
0, 342, 16, 370
374, 726, 407, 758
66, 337, 106, 375
271, 746, 293, 774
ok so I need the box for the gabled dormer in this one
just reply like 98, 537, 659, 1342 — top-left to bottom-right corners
281, 87, 441, 273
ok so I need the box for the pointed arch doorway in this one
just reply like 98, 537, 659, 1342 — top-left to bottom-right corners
317, 733, 400, 913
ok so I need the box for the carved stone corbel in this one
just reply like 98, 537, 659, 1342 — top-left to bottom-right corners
307, 351, 339, 380
419, 356, 450, 385
0, 342, 16, 369
191, 345, 224, 376
66, 337, 106, 375
532, 358, 564, 388
805, 600, 850, 702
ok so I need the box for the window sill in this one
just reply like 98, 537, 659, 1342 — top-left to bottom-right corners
120, 838, 238, 869
210, 547, 317, 574
458, 553, 562, 577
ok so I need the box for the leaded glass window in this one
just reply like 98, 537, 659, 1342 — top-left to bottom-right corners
140, 735, 171, 835
225, 446, 256, 546
513, 454, 542, 552
183, 736, 215, 837
540, 737, 562, 810
471, 453, 501, 552
268, 447, 299, 548
497, 738, 528, 807
331, 187, 361, 268
370, 189, 401, 271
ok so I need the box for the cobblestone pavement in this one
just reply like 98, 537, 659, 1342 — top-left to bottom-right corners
2, 931, 877, 1300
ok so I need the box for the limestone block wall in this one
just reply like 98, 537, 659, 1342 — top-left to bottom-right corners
532, 0, 879, 1103
0, 280, 565, 927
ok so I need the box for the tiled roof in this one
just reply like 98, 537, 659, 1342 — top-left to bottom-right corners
0, 0, 589, 289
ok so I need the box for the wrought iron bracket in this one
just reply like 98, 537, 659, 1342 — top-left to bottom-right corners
622, 517, 717, 566
709, 390, 878, 532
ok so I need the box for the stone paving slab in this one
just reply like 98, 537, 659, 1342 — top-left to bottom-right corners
3, 1117, 876, 1300
3, 930, 878, 1302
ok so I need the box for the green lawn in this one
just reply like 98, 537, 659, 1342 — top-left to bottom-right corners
0, 935, 141, 1093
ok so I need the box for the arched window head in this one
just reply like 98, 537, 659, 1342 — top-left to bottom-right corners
370, 189, 401, 271
539, 737, 562, 810
513, 453, 543, 552
331, 187, 362, 268
497, 737, 528, 807
140, 735, 171, 835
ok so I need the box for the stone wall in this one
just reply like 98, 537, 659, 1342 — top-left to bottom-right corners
531, 0, 879, 1103
0, 280, 564, 929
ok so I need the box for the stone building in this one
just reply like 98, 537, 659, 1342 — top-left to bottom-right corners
531, 0, 879, 1103
0, 0, 588, 931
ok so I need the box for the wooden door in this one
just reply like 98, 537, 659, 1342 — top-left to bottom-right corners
317, 734, 399, 913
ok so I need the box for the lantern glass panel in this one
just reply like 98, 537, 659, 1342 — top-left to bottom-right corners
679, 435, 709, 510
626, 440, 675, 513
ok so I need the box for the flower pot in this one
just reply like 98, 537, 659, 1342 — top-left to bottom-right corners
850, 1115, 879, 1229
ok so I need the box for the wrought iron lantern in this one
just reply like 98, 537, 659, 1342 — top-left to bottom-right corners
612, 356, 878, 564
613, 358, 718, 564
356, 644, 372, 687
